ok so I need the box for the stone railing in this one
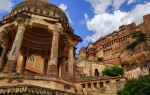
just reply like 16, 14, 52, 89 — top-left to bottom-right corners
76, 76, 123, 82
0, 84, 78, 95
0, 73, 59, 81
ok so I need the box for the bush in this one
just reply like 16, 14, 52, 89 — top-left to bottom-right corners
118, 76, 150, 95
102, 66, 124, 77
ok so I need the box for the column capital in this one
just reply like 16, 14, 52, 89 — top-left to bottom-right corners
48, 23, 63, 33
17, 15, 30, 26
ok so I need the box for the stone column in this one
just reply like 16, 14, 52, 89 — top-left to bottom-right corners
20, 56, 27, 73
0, 48, 8, 72
43, 59, 48, 75
0, 36, 2, 44
68, 44, 74, 74
3, 21, 26, 72
47, 31, 59, 76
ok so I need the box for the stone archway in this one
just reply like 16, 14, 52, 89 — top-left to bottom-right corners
95, 69, 99, 77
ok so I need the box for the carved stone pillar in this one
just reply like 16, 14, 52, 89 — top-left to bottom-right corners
20, 56, 27, 73
0, 36, 2, 44
0, 48, 8, 72
43, 59, 48, 75
68, 44, 74, 74
3, 21, 26, 73
47, 31, 59, 76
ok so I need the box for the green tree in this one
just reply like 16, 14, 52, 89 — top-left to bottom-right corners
126, 31, 147, 50
118, 76, 150, 95
102, 66, 124, 76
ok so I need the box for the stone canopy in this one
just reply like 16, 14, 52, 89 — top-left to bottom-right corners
0, 0, 82, 94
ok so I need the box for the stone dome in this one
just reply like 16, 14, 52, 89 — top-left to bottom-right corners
3, 0, 69, 27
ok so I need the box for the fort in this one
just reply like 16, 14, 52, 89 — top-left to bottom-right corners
78, 14, 150, 64
0, 0, 149, 95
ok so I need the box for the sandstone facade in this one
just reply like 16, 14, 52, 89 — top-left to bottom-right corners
78, 14, 150, 65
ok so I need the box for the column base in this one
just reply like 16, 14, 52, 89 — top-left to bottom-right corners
3, 60, 17, 73
47, 65, 58, 77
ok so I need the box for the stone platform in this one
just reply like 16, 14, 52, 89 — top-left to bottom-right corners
0, 73, 78, 95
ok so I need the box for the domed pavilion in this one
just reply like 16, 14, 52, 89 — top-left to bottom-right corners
0, 0, 82, 94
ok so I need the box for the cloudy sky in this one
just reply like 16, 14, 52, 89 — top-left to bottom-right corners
0, 0, 150, 53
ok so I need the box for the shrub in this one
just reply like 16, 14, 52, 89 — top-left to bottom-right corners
102, 66, 124, 77
118, 76, 150, 95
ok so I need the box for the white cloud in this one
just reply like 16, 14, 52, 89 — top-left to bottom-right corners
85, 10, 128, 42
128, 0, 135, 4
84, 2, 150, 42
0, 0, 14, 13
86, 0, 126, 14
58, 3, 72, 24
58, 3, 67, 12
86, 0, 112, 14
113, 0, 126, 9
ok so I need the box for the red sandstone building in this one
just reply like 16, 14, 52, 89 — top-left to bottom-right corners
77, 14, 150, 80
78, 14, 150, 65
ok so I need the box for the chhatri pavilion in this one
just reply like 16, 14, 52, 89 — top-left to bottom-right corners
0, 0, 82, 94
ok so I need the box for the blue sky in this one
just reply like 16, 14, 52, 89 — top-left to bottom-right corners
0, 0, 150, 54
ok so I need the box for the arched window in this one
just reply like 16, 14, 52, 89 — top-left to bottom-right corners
95, 69, 99, 77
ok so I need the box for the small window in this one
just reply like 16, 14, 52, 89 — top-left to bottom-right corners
87, 83, 91, 88
93, 83, 97, 88
99, 82, 104, 87
81, 84, 85, 88
95, 69, 99, 77
106, 81, 110, 84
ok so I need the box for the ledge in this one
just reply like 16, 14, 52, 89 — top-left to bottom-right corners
0, 84, 75, 95
0, 73, 74, 86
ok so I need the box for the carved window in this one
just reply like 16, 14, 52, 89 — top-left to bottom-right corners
98, 57, 103, 62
